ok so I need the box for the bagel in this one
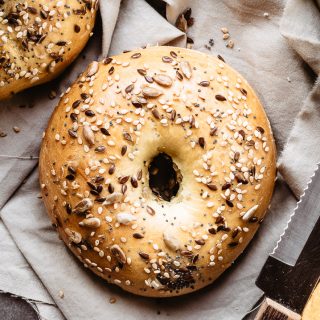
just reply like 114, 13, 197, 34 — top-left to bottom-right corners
39, 46, 276, 297
0, 0, 98, 100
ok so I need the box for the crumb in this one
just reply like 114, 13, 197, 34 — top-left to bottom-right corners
58, 290, 64, 299
13, 126, 20, 133
221, 27, 229, 34
48, 90, 57, 100
0, 130, 7, 137
109, 297, 116, 304
287, 77, 291, 82
223, 33, 230, 40
226, 39, 234, 48
264, 12, 269, 18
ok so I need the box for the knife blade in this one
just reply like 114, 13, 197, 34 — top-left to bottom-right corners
255, 164, 320, 317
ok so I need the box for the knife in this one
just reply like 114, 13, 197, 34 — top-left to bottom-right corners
254, 164, 320, 320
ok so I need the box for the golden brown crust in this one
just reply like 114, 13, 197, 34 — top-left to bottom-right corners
0, 0, 98, 100
39, 46, 276, 297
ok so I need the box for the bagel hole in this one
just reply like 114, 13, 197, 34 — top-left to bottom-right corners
148, 153, 182, 202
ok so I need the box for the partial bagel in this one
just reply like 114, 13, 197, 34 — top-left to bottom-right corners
39, 46, 276, 297
0, 0, 98, 100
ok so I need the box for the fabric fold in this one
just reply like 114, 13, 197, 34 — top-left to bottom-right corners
100, 0, 122, 55
277, 0, 320, 196
106, 0, 185, 56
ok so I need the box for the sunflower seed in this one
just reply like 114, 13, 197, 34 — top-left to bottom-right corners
131, 177, 138, 188
83, 125, 95, 146
73, 198, 93, 214
151, 108, 160, 119
70, 113, 78, 122
72, 100, 81, 108
146, 206, 155, 215
210, 127, 218, 136
198, 137, 205, 148
110, 244, 126, 264
131, 52, 141, 59
240, 88, 247, 96
103, 192, 123, 205
131, 100, 142, 108
239, 129, 246, 139
215, 94, 226, 101
85, 110, 95, 117
133, 233, 144, 239
180, 61, 192, 79
95, 146, 106, 153
217, 54, 225, 62
222, 182, 231, 190
226, 199, 234, 207
207, 184, 218, 191
163, 230, 180, 251
118, 176, 130, 184
139, 252, 149, 260
145, 75, 154, 83
199, 81, 210, 87
100, 128, 110, 136
122, 132, 132, 142
162, 56, 173, 63
103, 57, 112, 65
121, 145, 127, 156
108, 164, 115, 174
68, 129, 77, 138
170, 51, 178, 58
256, 126, 265, 134
235, 172, 248, 184
79, 217, 101, 228
65, 228, 82, 244
176, 70, 183, 81
125, 84, 134, 93
153, 74, 173, 87
108, 183, 114, 193
121, 184, 127, 194
242, 205, 259, 221
87, 61, 99, 77
142, 86, 162, 98
108, 66, 114, 75
116, 213, 137, 225
137, 68, 146, 76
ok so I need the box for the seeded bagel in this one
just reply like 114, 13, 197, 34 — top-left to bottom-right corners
0, 0, 98, 100
39, 46, 276, 297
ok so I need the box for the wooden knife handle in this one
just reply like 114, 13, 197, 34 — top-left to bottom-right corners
254, 298, 301, 320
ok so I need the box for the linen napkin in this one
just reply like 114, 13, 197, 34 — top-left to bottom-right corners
1, 0, 320, 319
278, 0, 320, 197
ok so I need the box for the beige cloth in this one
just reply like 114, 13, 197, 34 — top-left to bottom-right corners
0, 0, 319, 319
278, 0, 320, 197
